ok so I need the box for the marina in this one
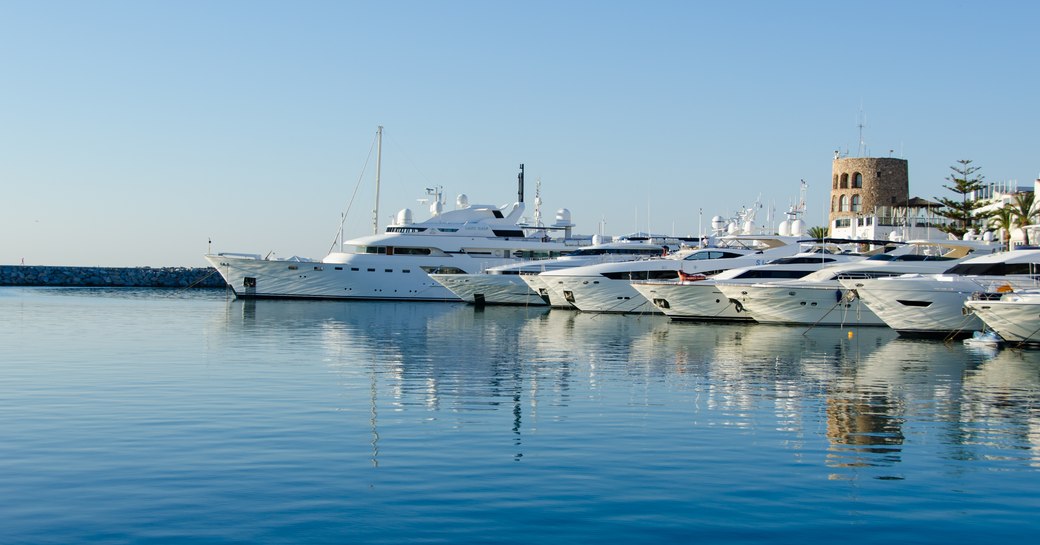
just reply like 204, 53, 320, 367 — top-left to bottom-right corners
3, 286, 1040, 543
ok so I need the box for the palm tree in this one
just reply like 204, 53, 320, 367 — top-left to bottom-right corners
1010, 192, 1037, 246
986, 206, 1015, 250
806, 225, 829, 240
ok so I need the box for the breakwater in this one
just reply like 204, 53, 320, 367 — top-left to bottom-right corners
0, 266, 227, 288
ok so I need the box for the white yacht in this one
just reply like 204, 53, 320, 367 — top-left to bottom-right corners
430, 238, 673, 306
206, 133, 589, 301
964, 289, 1040, 344
632, 245, 871, 321
536, 234, 805, 314
839, 248, 1040, 336
716, 240, 993, 327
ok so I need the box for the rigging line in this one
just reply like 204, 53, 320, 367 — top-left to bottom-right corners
1013, 322, 1040, 349
327, 132, 379, 255
801, 294, 847, 336
943, 312, 980, 345
181, 268, 222, 291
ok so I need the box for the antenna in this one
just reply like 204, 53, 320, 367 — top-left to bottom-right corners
857, 108, 866, 157
533, 177, 543, 227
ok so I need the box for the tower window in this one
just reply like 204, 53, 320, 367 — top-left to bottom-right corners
851, 194, 862, 212
853, 173, 863, 188
838, 194, 848, 212
833, 174, 838, 189
839, 173, 849, 189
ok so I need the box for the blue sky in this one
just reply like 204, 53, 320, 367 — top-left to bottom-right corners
2, 0, 1037, 266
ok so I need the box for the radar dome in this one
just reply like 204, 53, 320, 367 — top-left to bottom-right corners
554, 208, 573, 226
790, 219, 806, 237
395, 208, 413, 225
711, 215, 726, 231
777, 219, 792, 237
456, 194, 469, 208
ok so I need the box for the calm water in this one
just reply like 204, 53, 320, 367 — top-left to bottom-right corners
2, 287, 1039, 544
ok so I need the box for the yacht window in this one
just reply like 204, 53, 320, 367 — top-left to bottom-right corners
493, 229, 526, 237
351, 267, 359, 271
943, 262, 1040, 276
421, 266, 467, 274
367, 268, 375, 272
684, 251, 742, 261
385, 269, 392, 273
334, 266, 343, 270
601, 270, 680, 281
288, 265, 298, 270
768, 257, 838, 264
394, 247, 432, 255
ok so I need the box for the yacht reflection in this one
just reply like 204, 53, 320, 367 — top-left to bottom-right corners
218, 300, 1040, 473
962, 348, 1040, 467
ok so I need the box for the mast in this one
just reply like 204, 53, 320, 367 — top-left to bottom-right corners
373, 125, 383, 235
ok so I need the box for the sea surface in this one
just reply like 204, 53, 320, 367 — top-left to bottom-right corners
2, 287, 1039, 544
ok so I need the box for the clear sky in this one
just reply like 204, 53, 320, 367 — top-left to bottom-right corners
2, 0, 1037, 266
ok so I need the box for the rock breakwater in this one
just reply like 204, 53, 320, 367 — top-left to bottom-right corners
0, 266, 227, 288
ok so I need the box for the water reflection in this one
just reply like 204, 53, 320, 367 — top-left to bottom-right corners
215, 300, 1040, 477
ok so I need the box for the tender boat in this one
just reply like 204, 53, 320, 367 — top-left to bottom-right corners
839, 248, 1040, 336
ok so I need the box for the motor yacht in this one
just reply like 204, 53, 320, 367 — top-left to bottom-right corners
536, 234, 805, 314
839, 248, 1040, 336
206, 131, 590, 301
716, 240, 994, 327
964, 289, 1040, 344
632, 244, 872, 321
429, 238, 674, 306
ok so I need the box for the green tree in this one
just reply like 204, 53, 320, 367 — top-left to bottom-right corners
935, 159, 985, 239
1010, 192, 1037, 246
986, 206, 1014, 250
806, 225, 829, 240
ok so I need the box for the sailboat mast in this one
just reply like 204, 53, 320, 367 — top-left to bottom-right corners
373, 125, 383, 235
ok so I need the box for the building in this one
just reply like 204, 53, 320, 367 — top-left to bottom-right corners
828, 156, 954, 241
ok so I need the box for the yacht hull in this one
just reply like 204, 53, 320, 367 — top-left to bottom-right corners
430, 273, 546, 306
719, 282, 886, 326
206, 253, 518, 302
631, 281, 752, 321
964, 297, 1040, 343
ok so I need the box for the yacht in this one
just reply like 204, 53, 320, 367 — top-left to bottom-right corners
632, 244, 872, 321
535, 234, 806, 314
715, 240, 993, 327
206, 130, 590, 301
430, 238, 674, 306
964, 289, 1040, 344
839, 248, 1040, 336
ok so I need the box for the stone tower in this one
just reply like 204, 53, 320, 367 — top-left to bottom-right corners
828, 157, 909, 234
